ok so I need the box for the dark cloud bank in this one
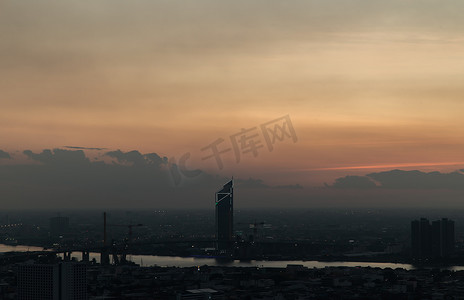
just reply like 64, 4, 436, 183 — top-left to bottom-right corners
0, 150, 11, 159
0, 148, 302, 209
328, 169, 464, 190
1, 148, 464, 209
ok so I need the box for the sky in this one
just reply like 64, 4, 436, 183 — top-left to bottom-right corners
1, 0, 464, 209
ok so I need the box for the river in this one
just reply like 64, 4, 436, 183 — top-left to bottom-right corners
2, 244, 464, 271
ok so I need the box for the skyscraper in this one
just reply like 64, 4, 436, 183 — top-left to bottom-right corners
411, 217, 455, 259
17, 264, 59, 300
60, 263, 87, 300
215, 179, 233, 252
411, 218, 431, 258
431, 218, 455, 258
17, 263, 87, 300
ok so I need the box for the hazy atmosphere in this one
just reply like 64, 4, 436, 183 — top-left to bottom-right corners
2, 0, 464, 209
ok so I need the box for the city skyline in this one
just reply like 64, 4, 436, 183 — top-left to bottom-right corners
2, 1, 464, 298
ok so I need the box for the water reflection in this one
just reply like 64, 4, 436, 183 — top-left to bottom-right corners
0, 244, 46, 253
88, 252, 415, 270
3, 244, 462, 271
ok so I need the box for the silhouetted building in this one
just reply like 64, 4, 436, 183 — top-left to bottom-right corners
411, 218, 431, 258
431, 218, 455, 258
17, 263, 87, 300
18, 264, 59, 300
215, 179, 233, 252
60, 263, 87, 300
50, 216, 69, 237
411, 218, 454, 259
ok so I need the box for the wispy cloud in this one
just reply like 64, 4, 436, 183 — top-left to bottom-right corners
63, 146, 107, 150
308, 162, 464, 171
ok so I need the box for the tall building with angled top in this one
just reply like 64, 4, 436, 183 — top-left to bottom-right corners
215, 179, 233, 252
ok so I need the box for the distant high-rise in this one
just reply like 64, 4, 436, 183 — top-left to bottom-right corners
411, 217, 455, 259
17, 263, 87, 300
431, 218, 455, 258
411, 218, 431, 258
215, 179, 233, 252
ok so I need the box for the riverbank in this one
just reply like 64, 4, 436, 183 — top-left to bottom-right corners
2, 243, 464, 271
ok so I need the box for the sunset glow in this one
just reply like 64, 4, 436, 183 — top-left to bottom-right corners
2, 1, 464, 208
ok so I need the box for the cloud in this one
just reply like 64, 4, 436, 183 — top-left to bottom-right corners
274, 184, 303, 189
12, 148, 464, 209
2, 148, 175, 209
0, 150, 11, 159
2, 148, 301, 209
23, 148, 90, 165
234, 178, 303, 190
235, 178, 270, 189
105, 150, 167, 167
328, 169, 464, 190
367, 169, 464, 189
2, 149, 464, 209
329, 175, 378, 189
63, 146, 107, 150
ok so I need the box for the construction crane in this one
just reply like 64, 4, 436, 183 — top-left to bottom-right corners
102, 212, 144, 245
111, 223, 143, 265
102, 212, 144, 265
107, 223, 144, 244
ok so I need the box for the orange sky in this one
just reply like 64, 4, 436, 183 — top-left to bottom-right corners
1, 0, 464, 186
